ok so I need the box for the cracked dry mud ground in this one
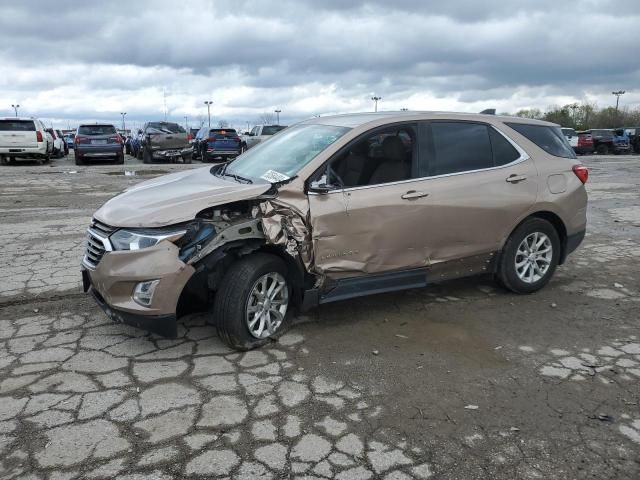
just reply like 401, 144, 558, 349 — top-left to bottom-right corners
0, 153, 639, 479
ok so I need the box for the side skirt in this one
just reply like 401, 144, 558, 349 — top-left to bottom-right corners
300, 252, 497, 310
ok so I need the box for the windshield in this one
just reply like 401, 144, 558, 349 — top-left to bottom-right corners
226, 124, 351, 181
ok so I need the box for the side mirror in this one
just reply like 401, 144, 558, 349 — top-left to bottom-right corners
308, 184, 333, 194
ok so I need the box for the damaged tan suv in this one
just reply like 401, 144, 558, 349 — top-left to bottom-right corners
81, 112, 588, 350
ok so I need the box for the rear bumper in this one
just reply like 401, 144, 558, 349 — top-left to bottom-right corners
561, 228, 586, 264
76, 146, 122, 156
0, 146, 47, 156
151, 146, 193, 159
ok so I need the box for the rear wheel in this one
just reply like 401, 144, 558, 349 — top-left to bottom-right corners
495, 218, 560, 294
1, 156, 9, 165
596, 143, 609, 155
182, 153, 192, 164
115, 153, 125, 164
75, 154, 84, 165
143, 148, 152, 164
214, 253, 291, 350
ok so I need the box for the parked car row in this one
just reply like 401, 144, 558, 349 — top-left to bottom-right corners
561, 127, 635, 155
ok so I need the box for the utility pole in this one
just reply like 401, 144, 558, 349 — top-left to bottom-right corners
163, 88, 168, 121
204, 101, 213, 128
246, 121, 250, 133
184, 115, 188, 131
274, 109, 281, 125
120, 112, 127, 132
612, 90, 625, 117
11, 104, 20, 117
371, 96, 381, 112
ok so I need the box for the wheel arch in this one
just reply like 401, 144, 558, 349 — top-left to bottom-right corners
502, 210, 569, 266
176, 239, 310, 319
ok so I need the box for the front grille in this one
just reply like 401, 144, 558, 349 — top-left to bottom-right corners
83, 219, 116, 269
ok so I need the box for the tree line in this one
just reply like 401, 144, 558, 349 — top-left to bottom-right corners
503, 103, 640, 130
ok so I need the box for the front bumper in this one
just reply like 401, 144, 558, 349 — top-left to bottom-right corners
81, 241, 195, 336
85, 273, 178, 337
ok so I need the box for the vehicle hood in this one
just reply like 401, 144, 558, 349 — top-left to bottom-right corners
94, 167, 272, 228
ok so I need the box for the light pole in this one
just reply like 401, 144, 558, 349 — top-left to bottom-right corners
11, 104, 20, 117
274, 109, 281, 125
120, 112, 127, 132
184, 116, 188, 131
371, 96, 381, 112
612, 90, 625, 117
204, 101, 213, 128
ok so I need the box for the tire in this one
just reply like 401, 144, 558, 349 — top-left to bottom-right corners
596, 144, 609, 155
1, 156, 9, 165
214, 253, 291, 351
240, 143, 247, 154
75, 155, 84, 166
143, 148, 152, 164
182, 153, 192, 164
495, 218, 561, 294
115, 153, 125, 164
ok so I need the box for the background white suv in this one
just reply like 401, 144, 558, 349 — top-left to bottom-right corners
0, 117, 52, 164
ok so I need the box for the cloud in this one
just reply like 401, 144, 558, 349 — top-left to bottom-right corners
1, 0, 639, 128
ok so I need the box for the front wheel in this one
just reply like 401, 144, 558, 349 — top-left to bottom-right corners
495, 218, 560, 294
214, 253, 291, 350
596, 144, 609, 155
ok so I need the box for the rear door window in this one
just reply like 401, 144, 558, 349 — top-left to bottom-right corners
490, 128, 520, 166
506, 123, 576, 159
78, 125, 117, 135
0, 120, 35, 131
427, 122, 494, 176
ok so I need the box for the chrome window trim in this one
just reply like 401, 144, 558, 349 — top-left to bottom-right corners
309, 124, 530, 195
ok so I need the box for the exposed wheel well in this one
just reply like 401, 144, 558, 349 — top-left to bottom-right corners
176, 240, 312, 319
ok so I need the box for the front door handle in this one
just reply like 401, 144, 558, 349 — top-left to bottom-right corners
401, 190, 429, 200
506, 174, 527, 183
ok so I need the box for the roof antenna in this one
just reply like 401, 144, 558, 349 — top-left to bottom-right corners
480, 108, 496, 115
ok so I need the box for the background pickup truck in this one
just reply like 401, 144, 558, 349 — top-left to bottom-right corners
141, 121, 193, 164
240, 124, 287, 151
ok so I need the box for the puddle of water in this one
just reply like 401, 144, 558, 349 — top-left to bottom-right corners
102, 169, 169, 176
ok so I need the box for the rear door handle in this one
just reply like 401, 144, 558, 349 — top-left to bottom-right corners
506, 174, 527, 183
401, 190, 429, 200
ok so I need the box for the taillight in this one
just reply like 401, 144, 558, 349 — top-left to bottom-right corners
207, 137, 216, 142
573, 165, 589, 184
36, 131, 43, 142
187, 133, 193, 141
109, 135, 122, 144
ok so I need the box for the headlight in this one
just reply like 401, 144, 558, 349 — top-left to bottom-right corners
110, 228, 187, 251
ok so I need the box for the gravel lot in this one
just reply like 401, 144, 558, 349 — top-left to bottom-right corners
0, 152, 639, 479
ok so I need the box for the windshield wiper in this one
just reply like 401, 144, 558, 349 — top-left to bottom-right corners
223, 172, 253, 184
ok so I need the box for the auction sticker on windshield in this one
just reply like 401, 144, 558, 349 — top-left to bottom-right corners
261, 169, 290, 183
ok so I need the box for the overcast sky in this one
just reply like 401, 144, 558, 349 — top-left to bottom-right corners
1, 0, 639, 130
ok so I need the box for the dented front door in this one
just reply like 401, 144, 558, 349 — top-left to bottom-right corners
308, 181, 433, 278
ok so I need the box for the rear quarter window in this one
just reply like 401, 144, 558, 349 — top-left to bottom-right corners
506, 123, 576, 159
0, 120, 36, 131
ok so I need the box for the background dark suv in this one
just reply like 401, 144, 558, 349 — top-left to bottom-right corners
74, 124, 124, 165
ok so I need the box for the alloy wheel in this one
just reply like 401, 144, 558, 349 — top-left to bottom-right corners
245, 272, 289, 339
515, 232, 553, 284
